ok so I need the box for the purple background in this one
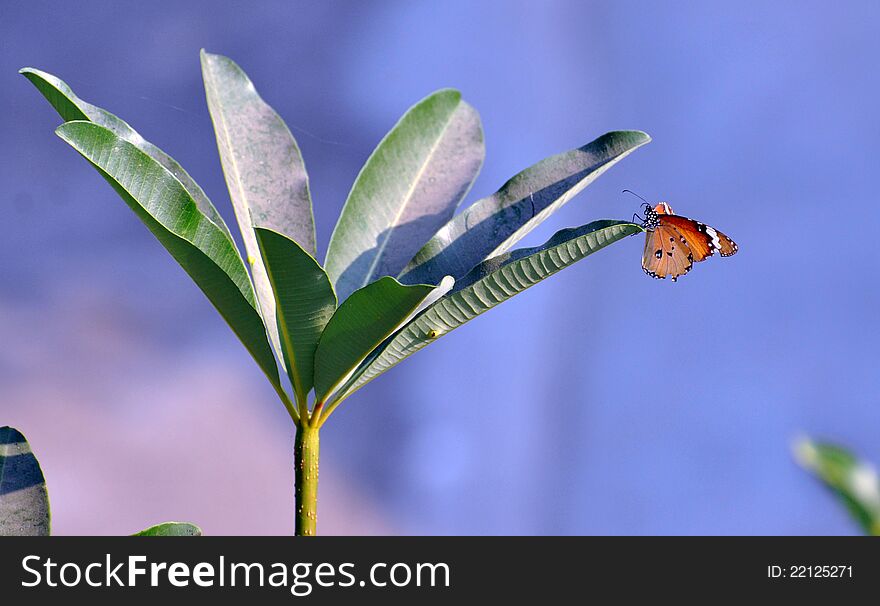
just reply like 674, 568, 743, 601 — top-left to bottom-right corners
2, 1, 878, 535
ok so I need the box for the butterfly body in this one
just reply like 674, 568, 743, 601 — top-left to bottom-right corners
641, 202, 737, 281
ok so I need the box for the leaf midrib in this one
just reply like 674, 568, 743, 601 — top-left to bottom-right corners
204, 63, 253, 256
358, 107, 458, 290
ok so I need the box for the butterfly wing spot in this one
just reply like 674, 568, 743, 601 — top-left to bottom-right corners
643, 224, 693, 281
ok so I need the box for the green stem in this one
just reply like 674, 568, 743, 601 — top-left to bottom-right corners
294, 423, 320, 536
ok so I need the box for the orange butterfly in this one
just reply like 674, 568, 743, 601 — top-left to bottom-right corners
629, 193, 738, 282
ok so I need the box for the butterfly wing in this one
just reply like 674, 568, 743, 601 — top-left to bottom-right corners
642, 224, 694, 281
660, 214, 738, 260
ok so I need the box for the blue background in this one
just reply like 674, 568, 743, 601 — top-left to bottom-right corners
2, 0, 878, 534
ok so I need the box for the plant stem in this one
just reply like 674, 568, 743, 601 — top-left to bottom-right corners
294, 422, 320, 536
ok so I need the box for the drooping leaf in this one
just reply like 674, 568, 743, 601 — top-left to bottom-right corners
794, 438, 880, 535
400, 131, 651, 286
254, 227, 337, 401
325, 89, 484, 301
55, 121, 280, 390
328, 221, 642, 406
133, 522, 203, 536
20, 67, 232, 238
202, 51, 317, 367
313, 277, 436, 402
0, 427, 50, 536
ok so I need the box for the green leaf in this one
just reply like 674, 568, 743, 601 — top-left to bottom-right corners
19, 67, 233, 239
325, 89, 484, 302
313, 277, 436, 402
400, 131, 651, 286
133, 522, 203, 536
201, 51, 317, 368
254, 227, 337, 401
55, 121, 281, 391
794, 438, 880, 535
328, 221, 642, 407
0, 427, 50, 536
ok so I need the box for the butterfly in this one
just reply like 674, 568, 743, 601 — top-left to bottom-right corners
632, 196, 738, 282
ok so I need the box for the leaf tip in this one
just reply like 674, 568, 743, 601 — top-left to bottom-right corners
435, 87, 462, 101
201, 49, 233, 69
53, 120, 77, 140
18, 67, 44, 84
792, 434, 818, 468
53, 122, 69, 140
614, 129, 651, 142
19, 67, 53, 83
134, 521, 203, 537
53, 120, 100, 148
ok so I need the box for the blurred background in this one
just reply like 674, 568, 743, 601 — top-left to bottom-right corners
2, 0, 879, 535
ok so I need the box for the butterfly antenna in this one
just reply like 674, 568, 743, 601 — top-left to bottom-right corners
621, 189, 650, 204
